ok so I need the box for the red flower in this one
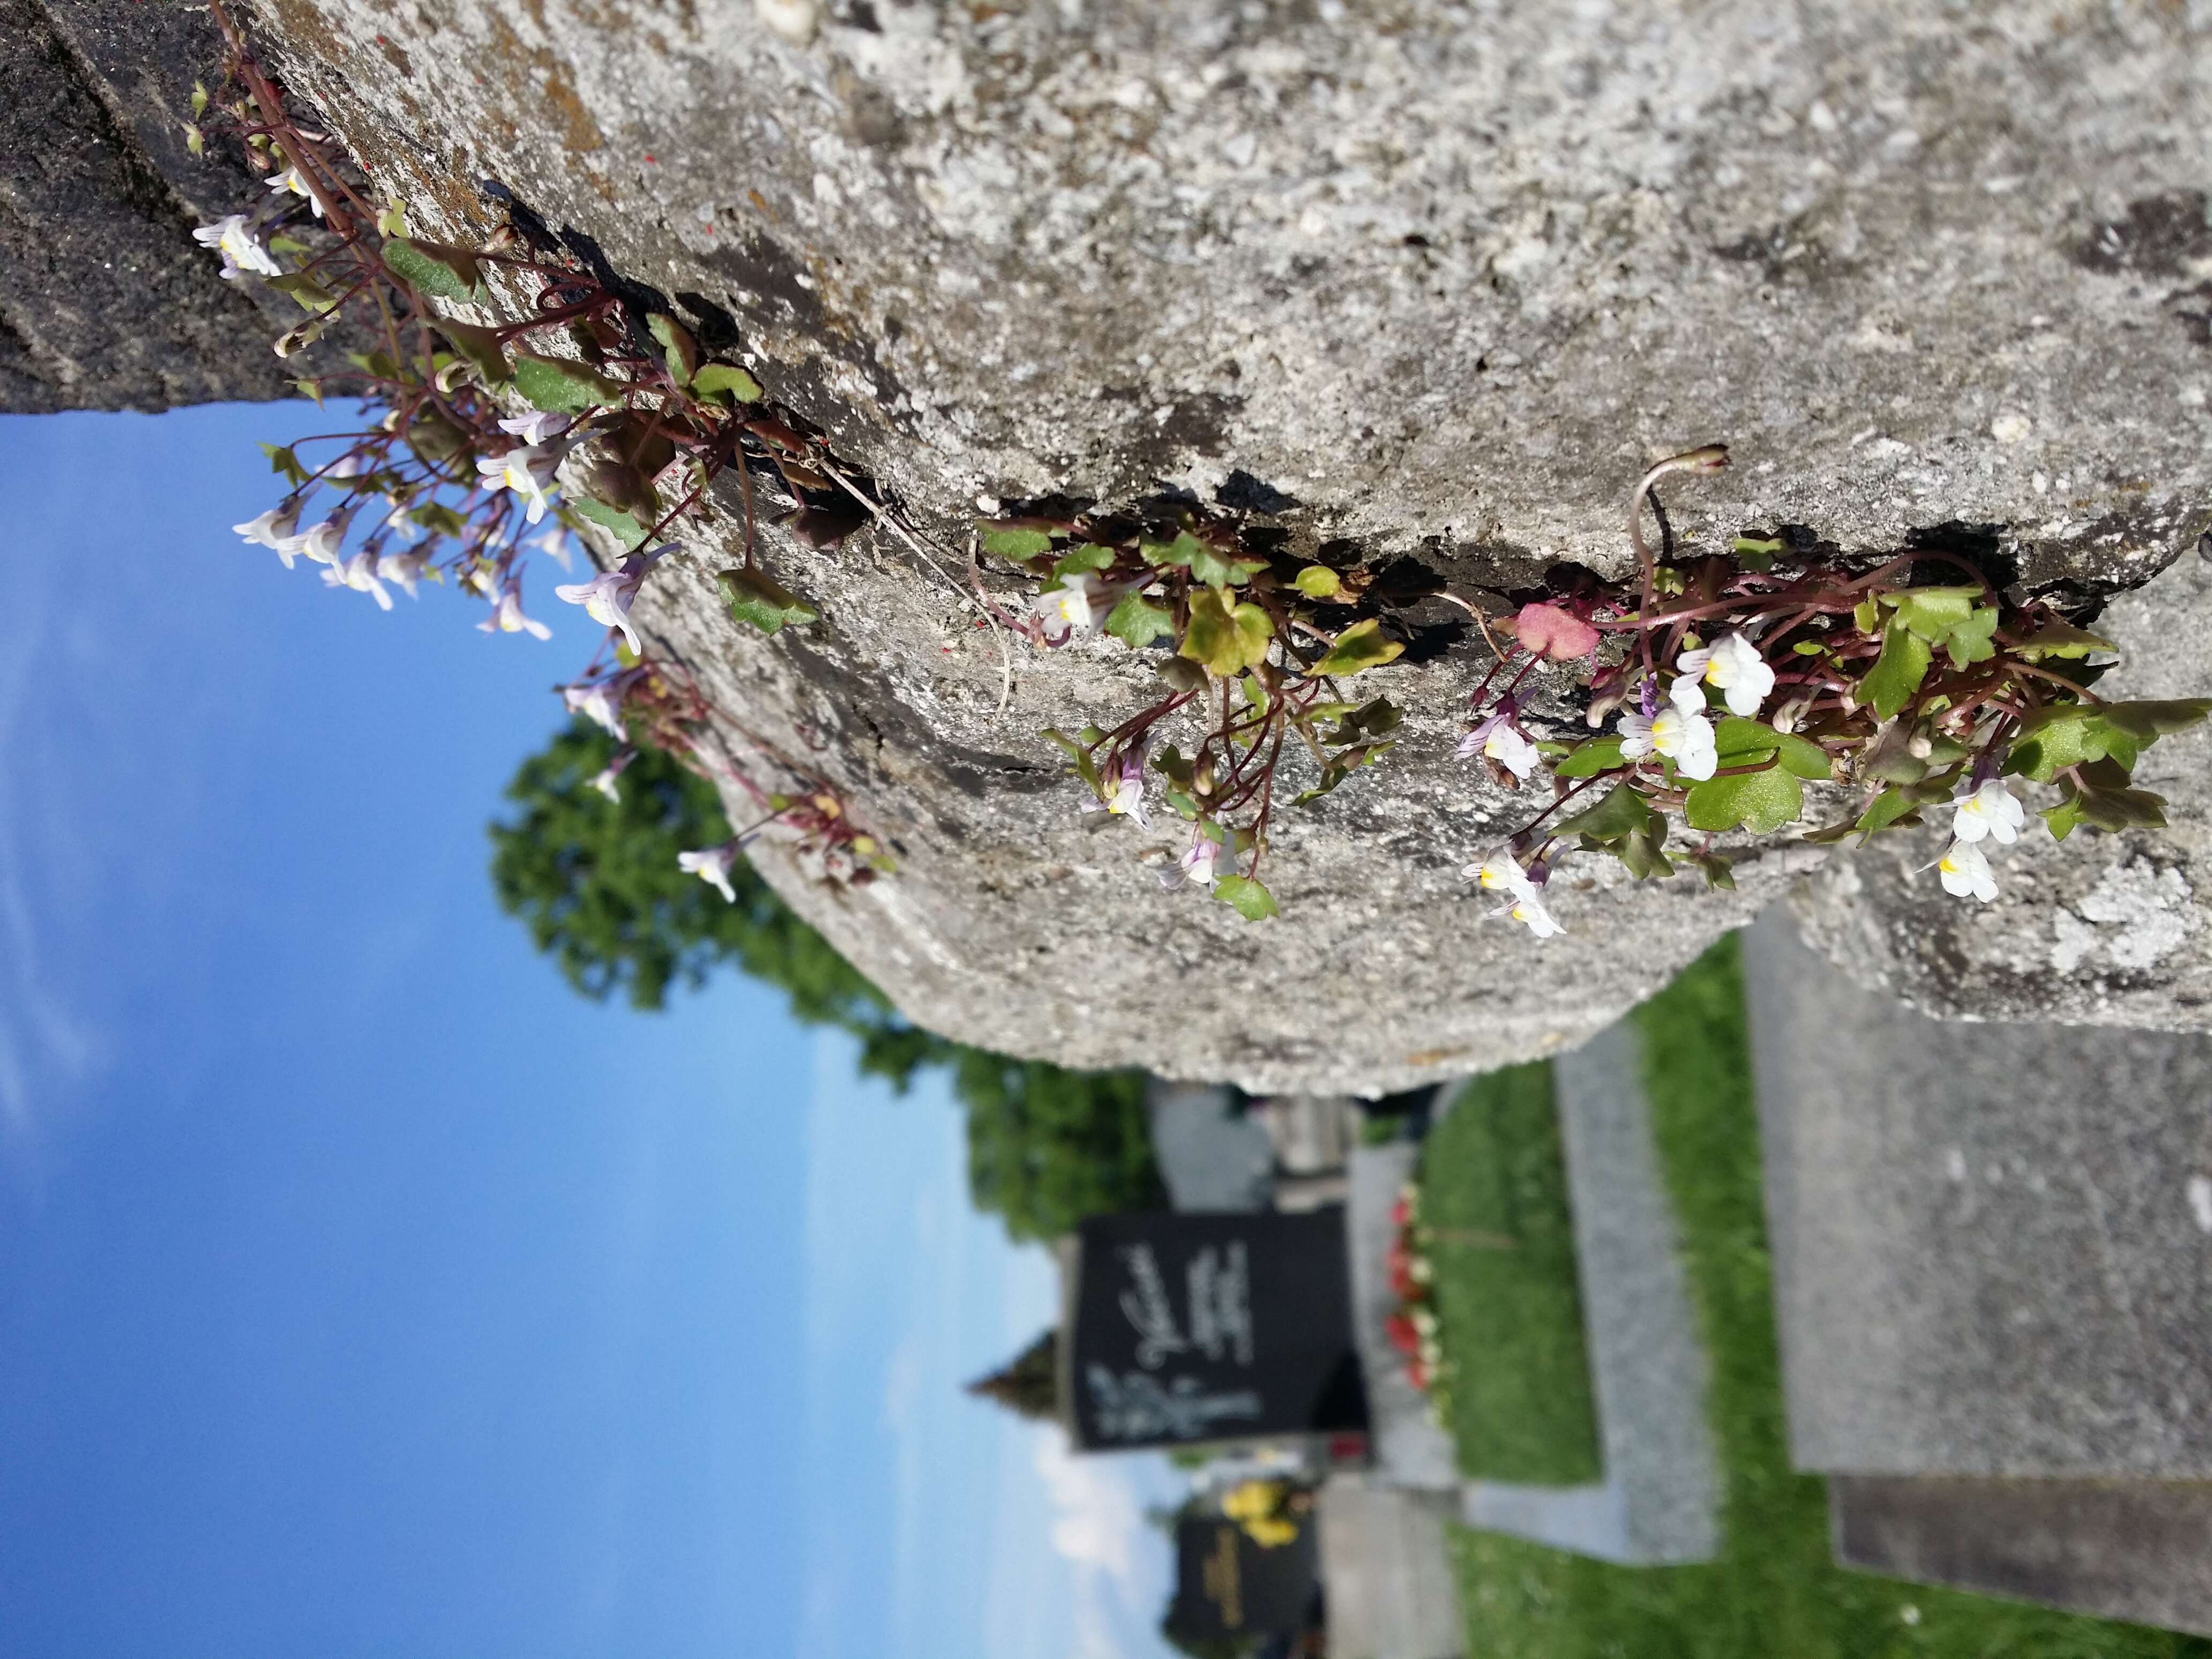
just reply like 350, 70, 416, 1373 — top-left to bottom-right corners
1391, 1194, 1412, 1229
1385, 1313, 1420, 1356
1406, 1360, 1430, 1391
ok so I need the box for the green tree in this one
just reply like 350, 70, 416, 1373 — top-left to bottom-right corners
489, 720, 1163, 1238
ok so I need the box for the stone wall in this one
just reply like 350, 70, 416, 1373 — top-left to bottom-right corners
14, 0, 2212, 1088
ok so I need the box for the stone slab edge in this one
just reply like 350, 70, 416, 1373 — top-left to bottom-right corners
1551, 1019, 1722, 1566
1831, 1474, 2212, 1638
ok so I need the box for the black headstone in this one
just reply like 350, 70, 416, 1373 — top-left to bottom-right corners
1066, 1209, 1367, 1451
1165, 1514, 1322, 1643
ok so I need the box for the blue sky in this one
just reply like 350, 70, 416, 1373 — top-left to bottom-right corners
0, 406, 1175, 1658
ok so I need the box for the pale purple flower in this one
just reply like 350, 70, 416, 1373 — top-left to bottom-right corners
1160, 831, 1222, 893
1456, 711, 1542, 782
322, 549, 393, 611
1617, 675, 1717, 781
192, 214, 282, 280
1081, 743, 1149, 827
677, 842, 739, 904
1951, 780, 2024, 846
475, 444, 563, 525
562, 666, 647, 737
499, 411, 574, 446
478, 578, 552, 640
554, 548, 668, 654
1675, 632, 1775, 718
234, 502, 302, 565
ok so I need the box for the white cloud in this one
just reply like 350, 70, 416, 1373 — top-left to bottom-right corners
1033, 1430, 1148, 1585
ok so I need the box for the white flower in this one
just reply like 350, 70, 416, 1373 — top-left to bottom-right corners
234, 503, 301, 565
554, 548, 666, 654
1160, 832, 1222, 893
1617, 677, 1718, 781
1675, 632, 1775, 718
191, 214, 282, 280
1938, 840, 1999, 902
1463, 850, 1535, 899
499, 411, 574, 446
1493, 890, 1564, 939
1032, 573, 1115, 641
376, 547, 429, 597
290, 516, 348, 569
477, 579, 552, 640
475, 444, 563, 524
677, 843, 739, 903
590, 763, 625, 802
265, 166, 325, 218
1951, 780, 2024, 845
1483, 723, 1543, 781
321, 549, 393, 611
527, 524, 576, 570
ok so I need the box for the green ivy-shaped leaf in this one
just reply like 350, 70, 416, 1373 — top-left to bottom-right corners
1859, 620, 1933, 721
1293, 565, 1343, 599
1213, 874, 1279, 921
380, 235, 486, 303
1180, 587, 1274, 677
716, 565, 819, 636
1683, 765, 1805, 834
434, 319, 511, 385
1306, 618, 1403, 678
2016, 621, 2118, 660
2098, 699, 2212, 742
1105, 592, 1173, 649
647, 313, 699, 385
1854, 787, 1923, 842
1881, 585, 1979, 640
570, 496, 649, 549
1941, 606, 1999, 669
978, 521, 1054, 561
513, 350, 624, 412
2041, 796, 2084, 841
691, 363, 764, 405
1554, 736, 1627, 779
1553, 782, 1656, 842
1052, 544, 1119, 579
1041, 728, 1102, 794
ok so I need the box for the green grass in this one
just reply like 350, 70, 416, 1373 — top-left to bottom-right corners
1422, 1059, 1604, 1485
1446, 935, 2212, 1659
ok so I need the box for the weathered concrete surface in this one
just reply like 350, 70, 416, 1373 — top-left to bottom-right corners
1831, 1474, 2212, 1638
107, 0, 2204, 1086
1747, 911, 2212, 1480
1318, 1473, 1465, 1659
1796, 549, 2212, 1035
1, 0, 295, 410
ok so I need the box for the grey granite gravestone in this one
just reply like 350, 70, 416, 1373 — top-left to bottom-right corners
1147, 1080, 1276, 1214
1746, 910, 2212, 1480
1829, 1474, 2212, 1637
1448, 1023, 1722, 1565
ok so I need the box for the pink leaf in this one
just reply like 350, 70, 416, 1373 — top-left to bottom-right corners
1513, 602, 1600, 660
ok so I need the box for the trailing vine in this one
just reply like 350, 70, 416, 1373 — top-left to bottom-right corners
197, 6, 2208, 931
